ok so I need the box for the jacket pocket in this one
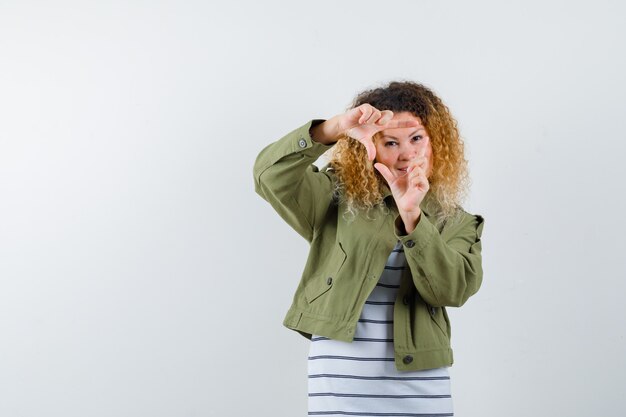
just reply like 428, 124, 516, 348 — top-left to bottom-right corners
304, 243, 347, 303
427, 304, 449, 339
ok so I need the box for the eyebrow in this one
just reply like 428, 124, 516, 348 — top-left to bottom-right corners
381, 129, 426, 140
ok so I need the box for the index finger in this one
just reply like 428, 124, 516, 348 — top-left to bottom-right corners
378, 119, 420, 129
374, 162, 396, 184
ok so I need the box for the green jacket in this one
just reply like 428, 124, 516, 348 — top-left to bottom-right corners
253, 120, 485, 371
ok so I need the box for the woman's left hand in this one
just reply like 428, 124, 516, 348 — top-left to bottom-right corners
374, 137, 430, 234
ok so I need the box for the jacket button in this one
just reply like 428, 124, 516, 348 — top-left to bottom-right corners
326, 277, 333, 285
298, 138, 307, 148
429, 306, 436, 316
402, 355, 413, 364
405, 240, 415, 248
402, 295, 410, 305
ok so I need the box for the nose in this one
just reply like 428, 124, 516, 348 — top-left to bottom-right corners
398, 143, 416, 161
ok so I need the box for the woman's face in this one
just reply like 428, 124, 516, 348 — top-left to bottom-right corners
374, 112, 433, 178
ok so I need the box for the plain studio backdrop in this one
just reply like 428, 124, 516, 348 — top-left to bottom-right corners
1, 1, 625, 416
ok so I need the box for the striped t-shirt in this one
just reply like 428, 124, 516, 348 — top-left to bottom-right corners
308, 241, 454, 416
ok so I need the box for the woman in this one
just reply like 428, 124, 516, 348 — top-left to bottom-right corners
254, 81, 484, 416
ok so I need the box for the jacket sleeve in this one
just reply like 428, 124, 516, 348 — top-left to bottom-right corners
394, 211, 485, 307
253, 120, 335, 242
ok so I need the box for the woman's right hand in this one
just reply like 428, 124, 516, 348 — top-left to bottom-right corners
311, 104, 419, 161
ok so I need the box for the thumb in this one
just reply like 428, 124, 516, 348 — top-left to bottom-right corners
374, 162, 395, 185
362, 136, 376, 161
418, 136, 430, 158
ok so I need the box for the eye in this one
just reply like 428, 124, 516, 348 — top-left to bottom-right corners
411, 135, 423, 142
384, 141, 398, 147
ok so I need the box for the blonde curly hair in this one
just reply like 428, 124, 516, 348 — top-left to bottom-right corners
328, 81, 470, 226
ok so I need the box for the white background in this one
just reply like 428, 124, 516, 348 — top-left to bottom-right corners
1, 1, 625, 416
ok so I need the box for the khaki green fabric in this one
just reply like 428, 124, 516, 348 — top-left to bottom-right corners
253, 120, 485, 371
